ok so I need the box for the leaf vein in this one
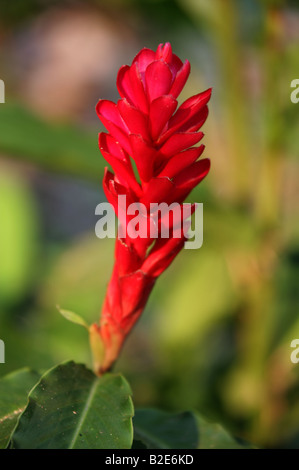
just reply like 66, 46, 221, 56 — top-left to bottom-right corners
68, 378, 99, 448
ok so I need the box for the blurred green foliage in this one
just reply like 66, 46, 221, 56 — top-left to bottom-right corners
0, 104, 103, 181
0, 0, 298, 449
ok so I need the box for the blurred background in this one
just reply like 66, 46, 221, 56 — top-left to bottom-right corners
0, 0, 298, 449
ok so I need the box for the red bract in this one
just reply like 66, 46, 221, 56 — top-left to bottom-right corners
91, 43, 211, 375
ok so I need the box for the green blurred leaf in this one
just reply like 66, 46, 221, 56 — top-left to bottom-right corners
57, 306, 89, 330
34, 236, 113, 368
11, 361, 134, 449
267, 247, 299, 353
40, 235, 114, 320
0, 170, 39, 306
133, 409, 198, 449
133, 408, 251, 449
178, 0, 220, 28
0, 368, 40, 449
155, 248, 235, 349
196, 414, 253, 449
0, 103, 103, 182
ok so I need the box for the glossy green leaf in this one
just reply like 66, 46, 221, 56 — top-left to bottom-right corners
0, 368, 40, 449
133, 409, 198, 449
11, 361, 134, 449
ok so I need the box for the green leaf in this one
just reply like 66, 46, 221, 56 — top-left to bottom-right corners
11, 361, 134, 449
0, 368, 40, 449
133, 409, 252, 450
57, 305, 89, 330
133, 409, 198, 449
196, 414, 252, 449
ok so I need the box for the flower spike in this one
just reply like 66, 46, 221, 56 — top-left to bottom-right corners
93, 43, 212, 375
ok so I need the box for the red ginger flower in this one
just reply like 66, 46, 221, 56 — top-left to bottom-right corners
91, 43, 211, 375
